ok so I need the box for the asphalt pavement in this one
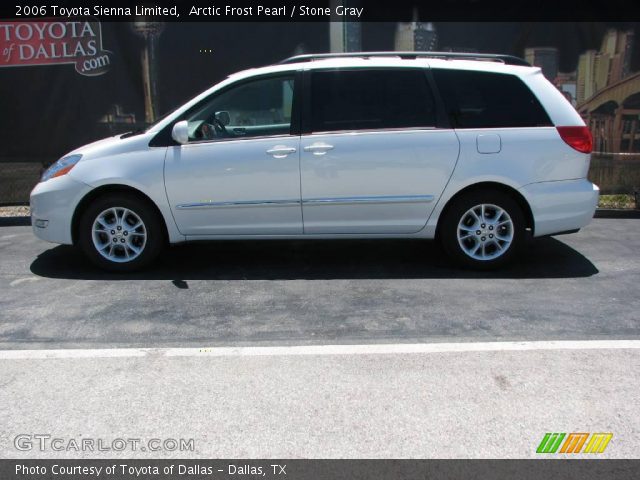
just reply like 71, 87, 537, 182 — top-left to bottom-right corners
1, 343, 639, 458
0, 218, 639, 458
0, 219, 639, 349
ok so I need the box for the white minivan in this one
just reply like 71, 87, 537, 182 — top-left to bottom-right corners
30, 52, 599, 271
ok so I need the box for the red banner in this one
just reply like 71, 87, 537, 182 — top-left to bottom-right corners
0, 19, 112, 76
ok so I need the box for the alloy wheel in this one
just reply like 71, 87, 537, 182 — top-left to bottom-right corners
91, 207, 147, 263
456, 203, 514, 261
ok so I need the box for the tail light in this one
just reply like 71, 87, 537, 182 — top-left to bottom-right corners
556, 126, 593, 154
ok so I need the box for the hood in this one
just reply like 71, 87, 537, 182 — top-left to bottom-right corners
66, 131, 157, 164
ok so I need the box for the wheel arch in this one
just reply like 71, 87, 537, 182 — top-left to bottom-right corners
435, 181, 535, 238
71, 184, 169, 246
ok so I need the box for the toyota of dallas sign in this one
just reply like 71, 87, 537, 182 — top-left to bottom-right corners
0, 20, 112, 76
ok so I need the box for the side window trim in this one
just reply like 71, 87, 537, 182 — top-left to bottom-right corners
301, 67, 442, 135
149, 71, 302, 147
424, 68, 452, 129
301, 69, 312, 135
179, 133, 295, 147
306, 126, 439, 136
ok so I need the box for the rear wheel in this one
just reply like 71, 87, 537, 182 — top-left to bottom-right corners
440, 190, 526, 269
78, 193, 165, 272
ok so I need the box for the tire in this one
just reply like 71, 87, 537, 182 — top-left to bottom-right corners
439, 190, 526, 270
77, 193, 165, 272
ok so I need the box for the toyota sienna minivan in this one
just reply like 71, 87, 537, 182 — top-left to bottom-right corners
30, 52, 599, 271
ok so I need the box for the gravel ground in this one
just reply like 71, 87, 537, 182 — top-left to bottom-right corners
0, 206, 29, 217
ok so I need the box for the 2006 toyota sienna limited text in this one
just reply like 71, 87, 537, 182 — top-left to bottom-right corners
30, 52, 599, 271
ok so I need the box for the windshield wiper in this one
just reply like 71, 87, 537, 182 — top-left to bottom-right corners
120, 129, 145, 139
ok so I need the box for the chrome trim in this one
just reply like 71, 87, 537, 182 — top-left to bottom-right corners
176, 199, 301, 209
302, 195, 435, 206
176, 195, 435, 210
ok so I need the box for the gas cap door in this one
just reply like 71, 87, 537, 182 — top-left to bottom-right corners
476, 133, 502, 154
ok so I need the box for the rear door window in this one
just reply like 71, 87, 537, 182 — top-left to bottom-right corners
309, 69, 437, 133
432, 69, 552, 128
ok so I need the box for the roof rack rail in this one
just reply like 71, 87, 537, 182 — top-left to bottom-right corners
278, 51, 530, 67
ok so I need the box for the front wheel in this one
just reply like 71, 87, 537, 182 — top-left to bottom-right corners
78, 193, 165, 272
440, 191, 526, 269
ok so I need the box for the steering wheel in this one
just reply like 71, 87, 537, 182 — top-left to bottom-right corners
199, 116, 227, 140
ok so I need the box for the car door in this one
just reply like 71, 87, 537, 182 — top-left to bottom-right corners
300, 68, 460, 234
164, 73, 303, 235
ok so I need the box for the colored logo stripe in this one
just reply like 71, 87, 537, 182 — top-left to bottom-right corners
560, 433, 589, 453
537, 432, 613, 454
536, 433, 566, 453
583, 433, 613, 453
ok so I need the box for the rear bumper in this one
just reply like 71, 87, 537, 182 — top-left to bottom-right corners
30, 175, 91, 245
520, 179, 599, 237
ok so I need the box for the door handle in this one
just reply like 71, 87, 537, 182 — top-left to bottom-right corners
266, 146, 297, 158
303, 143, 334, 155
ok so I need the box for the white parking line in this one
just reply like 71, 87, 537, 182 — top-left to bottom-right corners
0, 340, 639, 360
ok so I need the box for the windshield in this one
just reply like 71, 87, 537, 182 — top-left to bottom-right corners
144, 109, 175, 133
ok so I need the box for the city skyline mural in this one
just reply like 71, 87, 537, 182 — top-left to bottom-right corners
0, 21, 638, 203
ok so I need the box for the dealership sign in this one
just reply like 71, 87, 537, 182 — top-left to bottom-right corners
0, 20, 112, 76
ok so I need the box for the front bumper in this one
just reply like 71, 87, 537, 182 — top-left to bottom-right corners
30, 175, 92, 245
520, 179, 599, 237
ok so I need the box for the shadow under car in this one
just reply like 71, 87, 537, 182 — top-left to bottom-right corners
29, 237, 599, 282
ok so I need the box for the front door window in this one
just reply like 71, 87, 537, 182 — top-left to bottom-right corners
185, 75, 295, 142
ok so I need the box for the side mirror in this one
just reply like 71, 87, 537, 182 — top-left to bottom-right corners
171, 120, 189, 145
215, 111, 231, 126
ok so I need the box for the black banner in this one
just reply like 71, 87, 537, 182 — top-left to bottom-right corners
1, 459, 639, 480
1, 0, 640, 22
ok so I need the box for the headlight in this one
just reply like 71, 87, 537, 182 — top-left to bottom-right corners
41, 154, 82, 182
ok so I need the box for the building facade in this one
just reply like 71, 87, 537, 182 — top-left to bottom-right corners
577, 30, 638, 153
524, 47, 559, 81
394, 10, 437, 52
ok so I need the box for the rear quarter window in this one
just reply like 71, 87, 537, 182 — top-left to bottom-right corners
432, 69, 552, 128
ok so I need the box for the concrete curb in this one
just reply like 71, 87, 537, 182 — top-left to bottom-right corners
0, 216, 30, 227
595, 209, 640, 219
